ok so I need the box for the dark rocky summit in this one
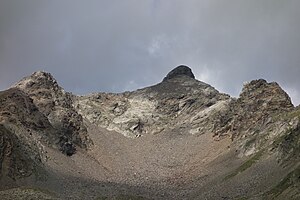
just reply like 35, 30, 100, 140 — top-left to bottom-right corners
163, 65, 195, 81
0, 66, 299, 199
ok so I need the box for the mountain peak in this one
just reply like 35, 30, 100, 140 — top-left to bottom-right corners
163, 65, 195, 81
239, 78, 294, 111
13, 70, 61, 93
29, 70, 57, 85
32, 70, 54, 79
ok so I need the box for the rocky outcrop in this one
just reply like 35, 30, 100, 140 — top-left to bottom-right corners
163, 65, 195, 81
238, 79, 293, 115
13, 71, 93, 152
0, 88, 52, 132
0, 89, 50, 181
0, 125, 35, 181
212, 79, 294, 134
232, 79, 293, 135
206, 78, 297, 158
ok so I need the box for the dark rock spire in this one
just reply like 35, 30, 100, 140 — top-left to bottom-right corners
163, 65, 195, 81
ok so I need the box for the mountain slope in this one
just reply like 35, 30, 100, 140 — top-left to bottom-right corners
0, 65, 299, 199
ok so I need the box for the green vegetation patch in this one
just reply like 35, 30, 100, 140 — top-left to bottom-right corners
264, 165, 300, 198
272, 107, 300, 122
97, 194, 148, 200
272, 126, 300, 163
224, 151, 263, 181
283, 109, 300, 121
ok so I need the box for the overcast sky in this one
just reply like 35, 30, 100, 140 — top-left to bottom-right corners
0, 0, 300, 105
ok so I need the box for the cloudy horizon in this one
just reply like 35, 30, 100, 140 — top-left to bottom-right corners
1, 0, 300, 105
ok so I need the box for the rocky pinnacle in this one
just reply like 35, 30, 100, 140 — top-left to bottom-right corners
163, 65, 195, 81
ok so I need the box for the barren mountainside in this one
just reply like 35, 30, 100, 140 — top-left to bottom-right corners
0, 65, 299, 199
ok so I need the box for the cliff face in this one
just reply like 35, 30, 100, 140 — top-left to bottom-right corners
0, 88, 50, 183
0, 66, 299, 199
0, 125, 34, 181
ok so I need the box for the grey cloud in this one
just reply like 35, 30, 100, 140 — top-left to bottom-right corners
0, 0, 300, 105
